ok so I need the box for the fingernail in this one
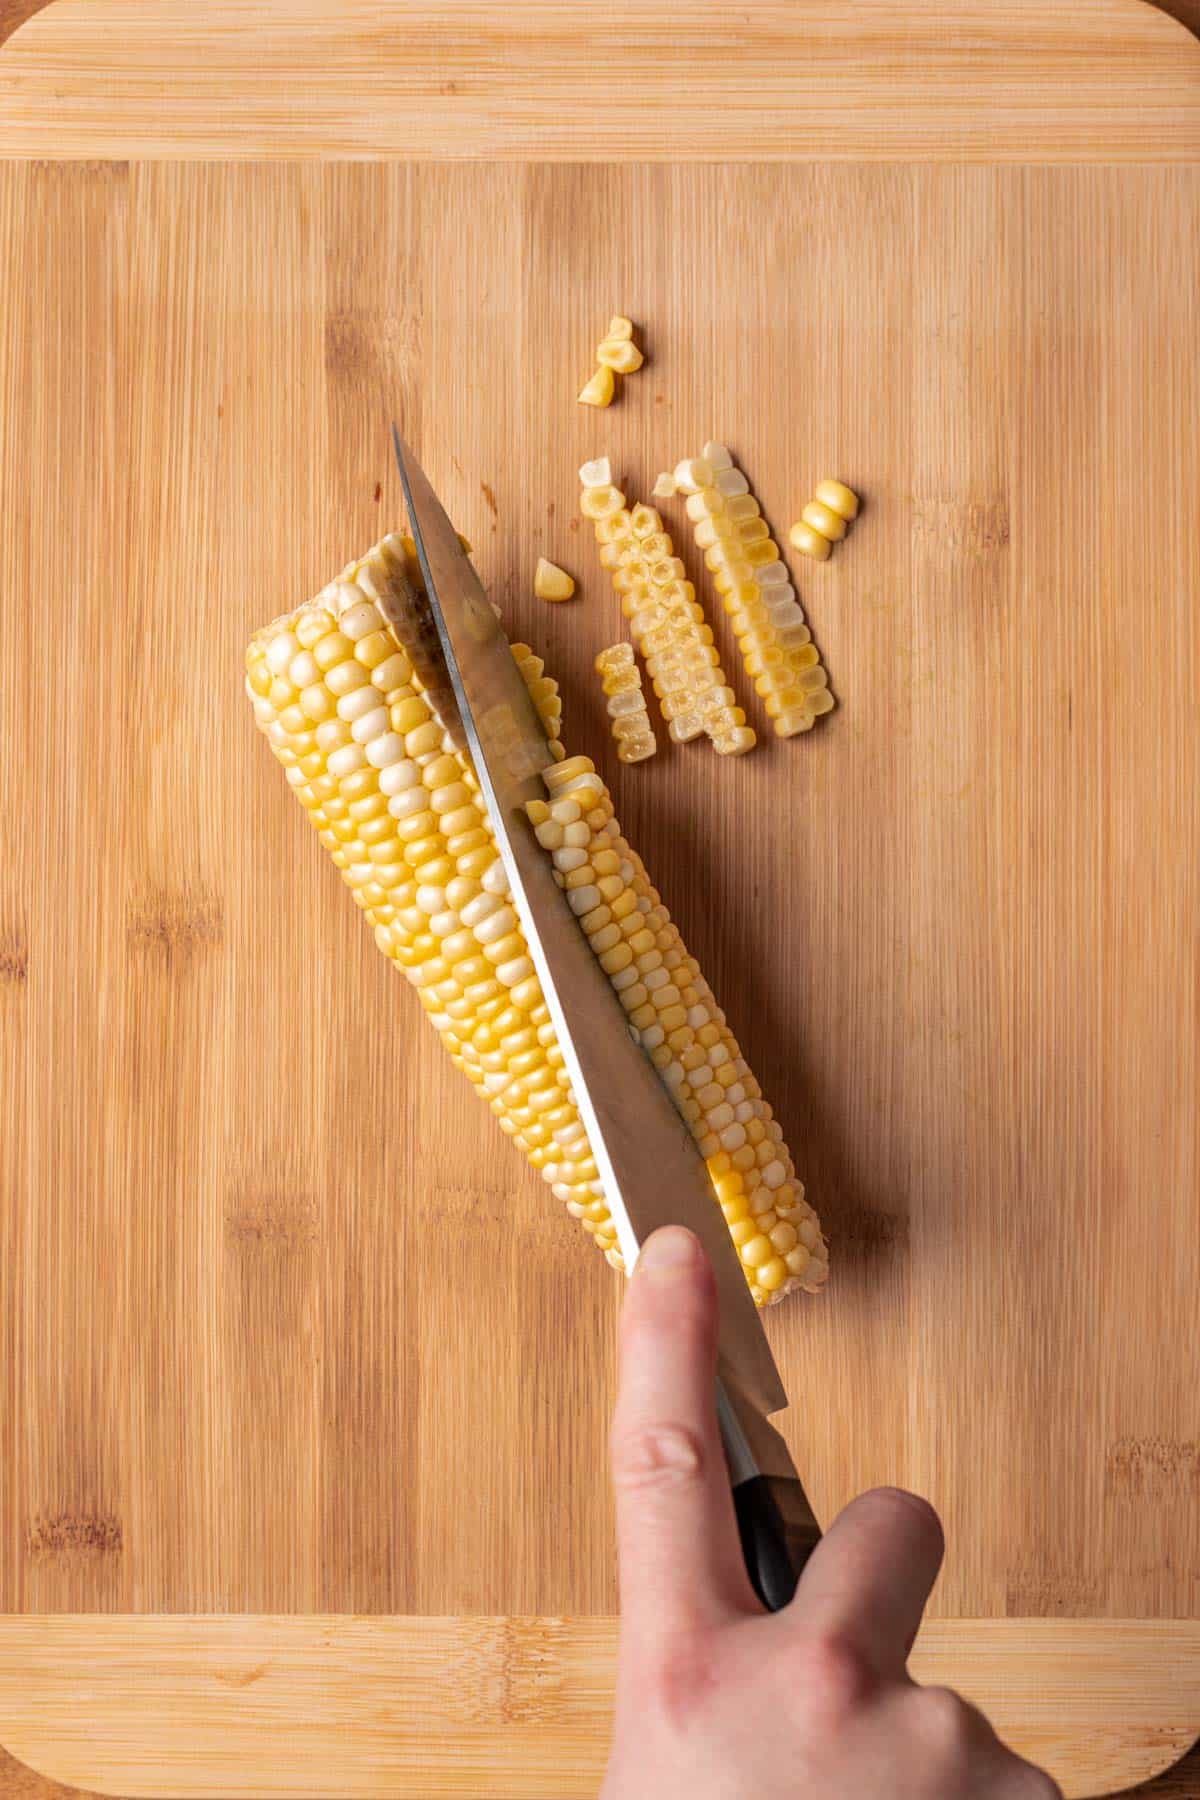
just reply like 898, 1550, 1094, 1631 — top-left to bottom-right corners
637, 1226, 700, 1280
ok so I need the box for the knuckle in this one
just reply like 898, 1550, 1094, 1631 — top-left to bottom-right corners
610, 1421, 706, 1492
641, 1630, 719, 1733
1020, 1770, 1063, 1800
915, 1686, 975, 1774
798, 1629, 876, 1721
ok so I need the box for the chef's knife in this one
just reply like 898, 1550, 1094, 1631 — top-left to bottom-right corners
388, 427, 821, 1609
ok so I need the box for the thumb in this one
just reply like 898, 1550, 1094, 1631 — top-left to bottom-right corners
610, 1226, 755, 1647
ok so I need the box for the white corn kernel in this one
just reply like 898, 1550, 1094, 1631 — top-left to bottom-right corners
702, 441, 734, 471
365, 732, 405, 769
714, 467, 749, 496
673, 457, 714, 493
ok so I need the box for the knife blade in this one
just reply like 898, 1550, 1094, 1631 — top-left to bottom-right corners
389, 427, 821, 1607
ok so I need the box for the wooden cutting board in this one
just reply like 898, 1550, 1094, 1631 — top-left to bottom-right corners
1, 7, 1198, 1798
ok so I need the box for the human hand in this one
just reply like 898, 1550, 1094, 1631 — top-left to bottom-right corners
602, 1225, 1061, 1800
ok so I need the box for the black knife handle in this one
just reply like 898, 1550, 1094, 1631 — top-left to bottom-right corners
734, 1473, 822, 1612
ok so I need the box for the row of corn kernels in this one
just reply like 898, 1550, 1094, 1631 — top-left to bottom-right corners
594, 641, 657, 764
529, 753, 827, 1300
579, 459, 755, 757
674, 444, 834, 737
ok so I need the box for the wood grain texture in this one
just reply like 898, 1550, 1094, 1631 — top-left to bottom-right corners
2, 0, 1200, 160
1, 159, 1197, 1789
0, 1617, 1198, 1799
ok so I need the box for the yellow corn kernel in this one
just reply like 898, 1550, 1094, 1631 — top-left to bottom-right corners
596, 338, 644, 374
605, 314, 634, 342
578, 365, 616, 408
789, 520, 832, 561
813, 478, 860, 521
533, 558, 576, 603
801, 500, 846, 542
580, 483, 625, 521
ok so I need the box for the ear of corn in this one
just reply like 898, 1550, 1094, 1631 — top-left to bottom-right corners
676, 443, 835, 736
245, 535, 828, 1303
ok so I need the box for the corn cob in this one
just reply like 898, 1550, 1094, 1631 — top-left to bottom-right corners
674, 444, 834, 737
245, 534, 828, 1302
579, 459, 755, 756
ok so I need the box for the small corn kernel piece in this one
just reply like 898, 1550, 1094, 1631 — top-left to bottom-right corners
652, 472, 678, 499
813, 478, 860, 521
578, 366, 616, 408
789, 520, 832, 561
534, 558, 576, 603
596, 338, 644, 374
605, 315, 634, 342
579, 456, 613, 487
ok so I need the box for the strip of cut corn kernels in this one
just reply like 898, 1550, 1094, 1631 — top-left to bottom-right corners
579, 459, 755, 756
672, 445, 834, 737
595, 642, 656, 764
527, 757, 825, 1298
245, 534, 827, 1302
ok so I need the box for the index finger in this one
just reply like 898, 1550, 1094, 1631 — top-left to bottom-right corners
790, 1487, 944, 1677
610, 1227, 757, 1646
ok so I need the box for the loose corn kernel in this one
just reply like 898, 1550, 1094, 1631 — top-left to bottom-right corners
801, 500, 846, 542
534, 558, 576, 603
597, 338, 644, 374
578, 366, 615, 408
813, 478, 860, 521
789, 520, 831, 561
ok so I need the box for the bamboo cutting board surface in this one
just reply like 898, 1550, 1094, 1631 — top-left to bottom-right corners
3, 0, 1200, 161
1, 7, 1199, 1797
